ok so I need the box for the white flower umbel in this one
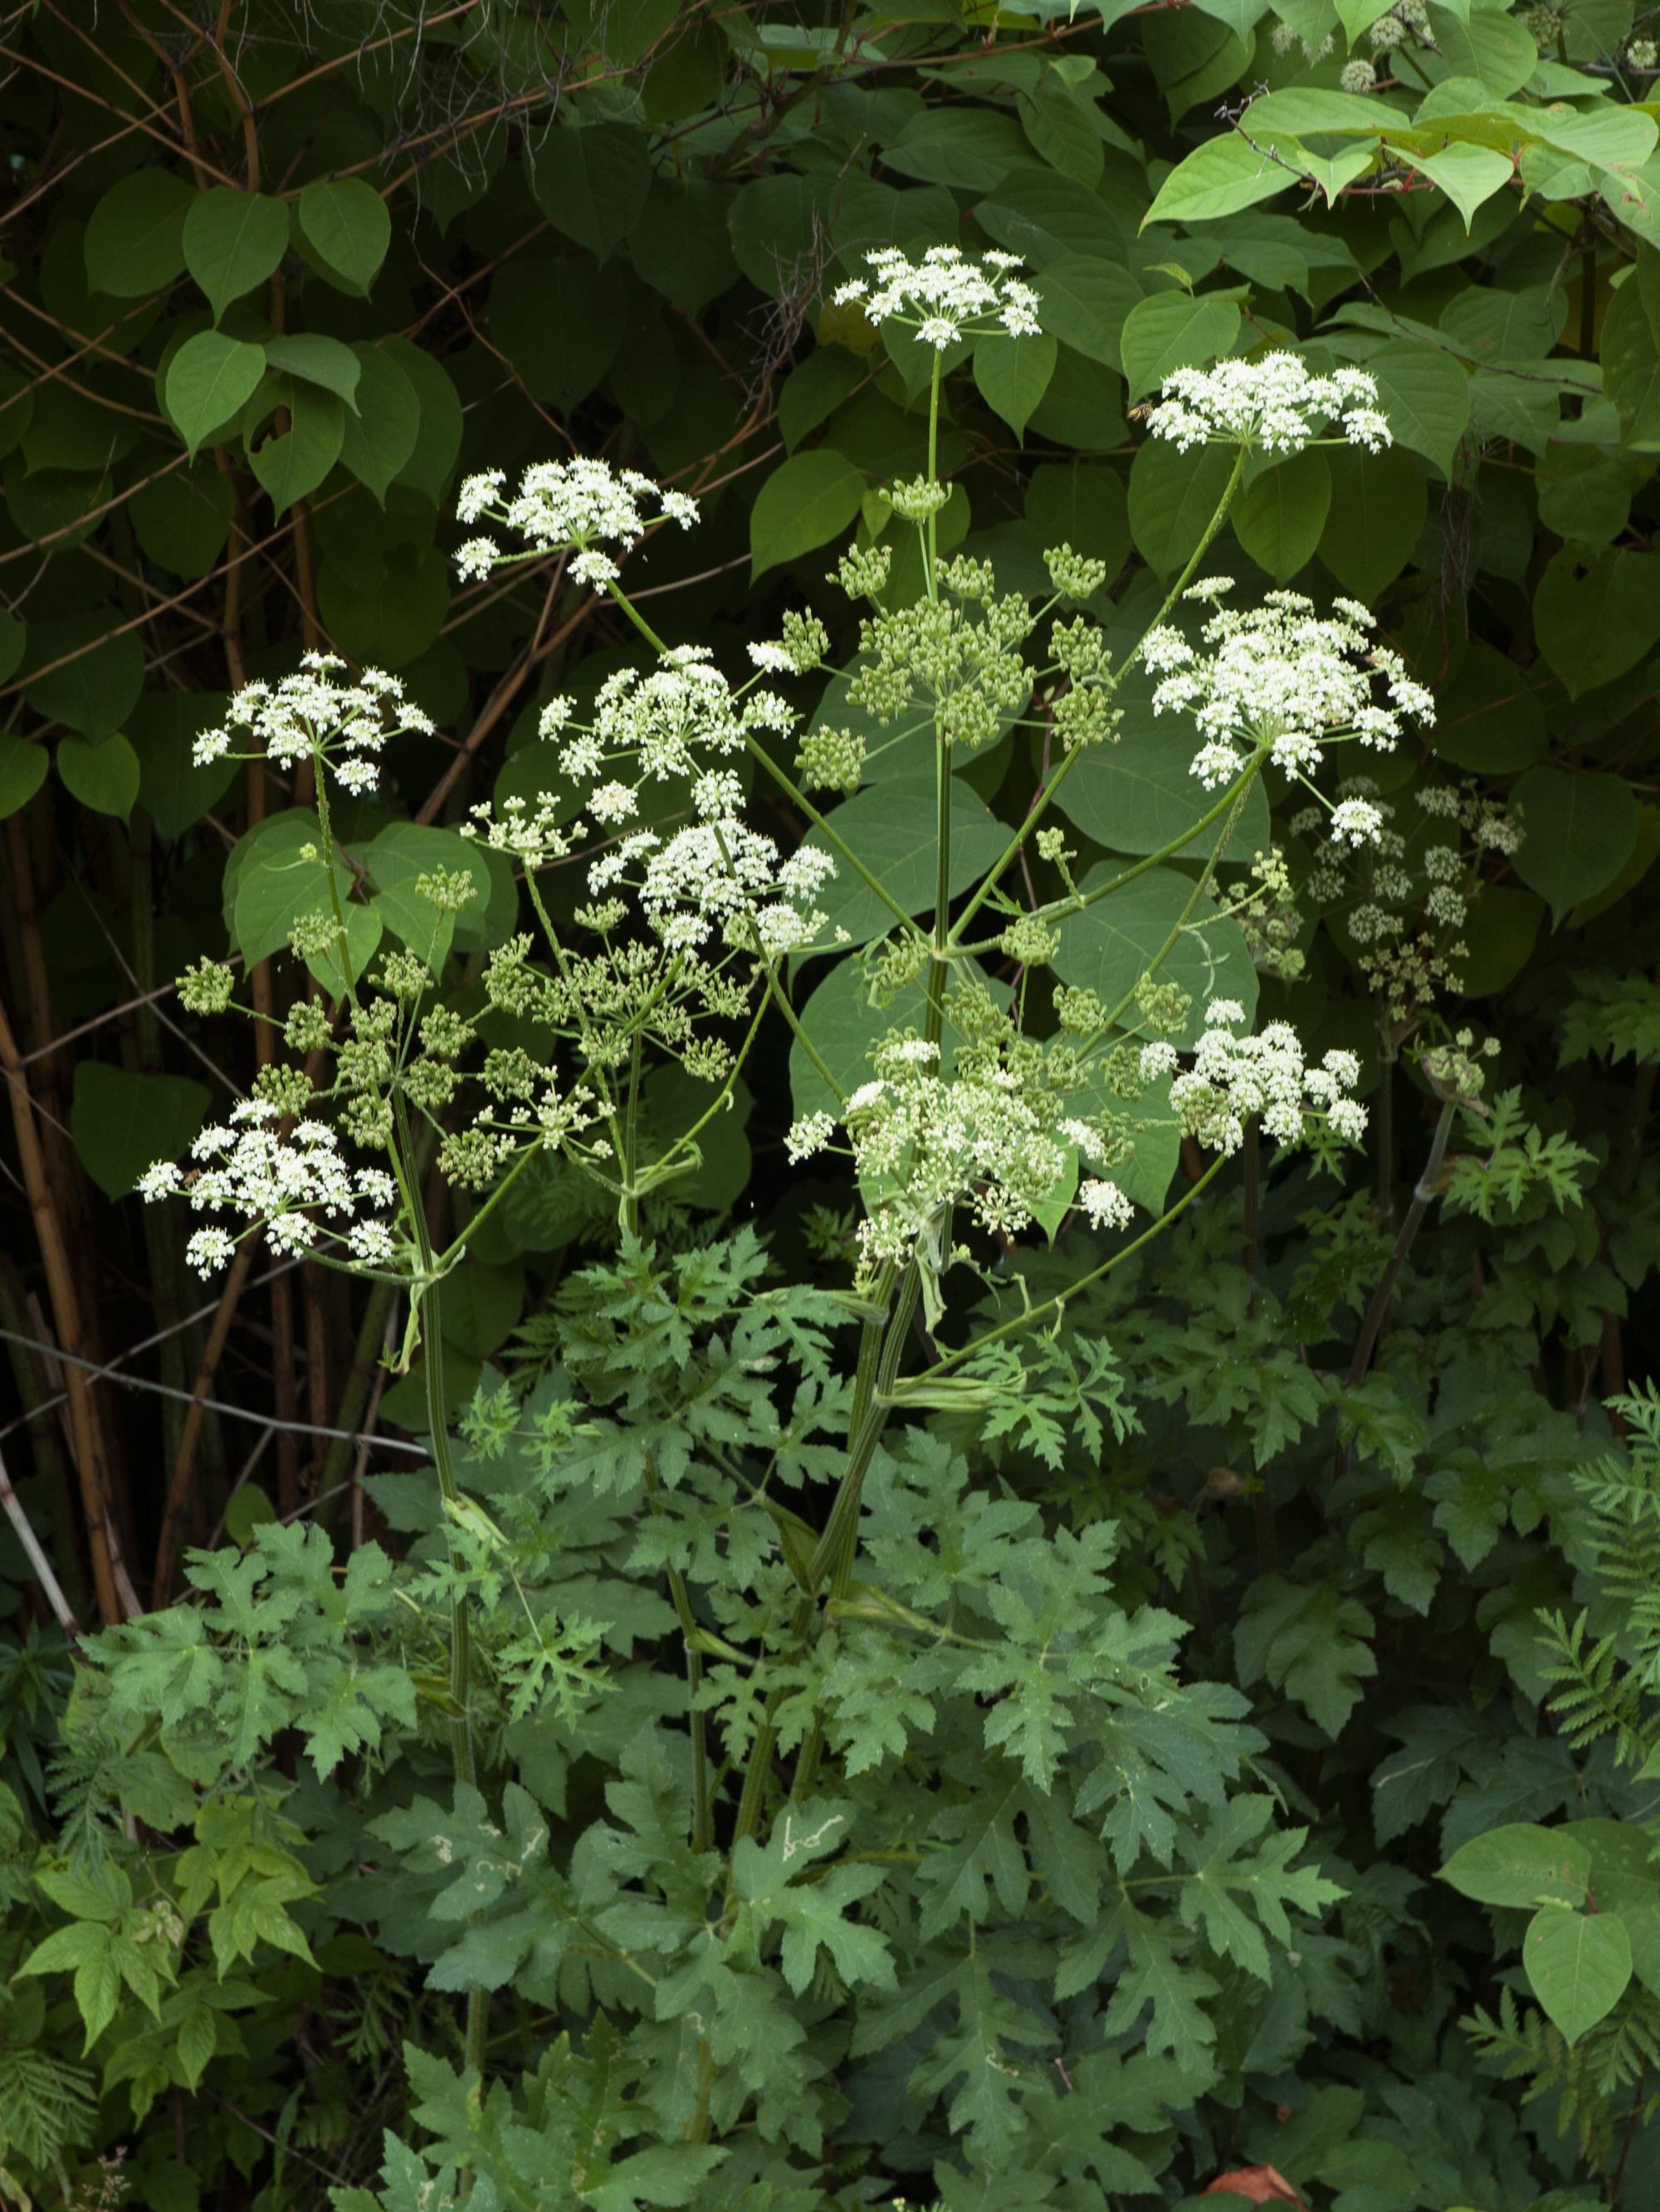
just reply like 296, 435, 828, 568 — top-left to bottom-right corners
1141, 587, 1433, 801
1145, 352, 1391, 456
193, 652, 434, 796
452, 457, 698, 584
832, 246, 1042, 350
142, 1101, 396, 1276
824, 1033, 1076, 1272
626, 819, 837, 955
1141, 1002, 1366, 1156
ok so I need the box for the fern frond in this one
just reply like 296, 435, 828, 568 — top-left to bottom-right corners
0, 2047, 98, 2169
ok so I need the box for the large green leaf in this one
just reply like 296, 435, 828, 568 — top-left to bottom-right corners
247, 378, 346, 518
1024, 461, 1130, 576
1057, 728, 1270, 867
0, 736, 48, 823
337, 345, 421, 504
1439, 1823, 1592, 1909
1532, 549, 1660, 700
228, 810, 360, 970
1052, 864, 1260, 1046
23, 613, 144, 739
183, 189, 290, 322
1031, 259, 1145, 372
1232, 449, 1329, 581
1145, 133, 1298, 225
166, 333, 266, 457
130, 461, 237, 580
1398, 144, 1515, 229
750, 449, 867, 579
1524, 1907, 1632, 2044
71, 1064, 211, 1201
1360, 341, 1471, 479
56, 734, 139, 822
1127, 440, 1237, 577
261, 334, 364, 411
803, 774, 1006, 950
1120, 293, 1242, 403
973, 330, 1058, 441
83, 171, 192, 298
1603, 248, 1660, 450
1316, 445, 1426, 600
1509, 764, 1639, 925
296, 178, 391, 297
529, 122, 651, 262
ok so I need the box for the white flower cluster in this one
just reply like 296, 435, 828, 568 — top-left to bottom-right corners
453, 458, 698, 585
788, 1035, 1073, 1268
1145, 352, 1391, 455
593, 818, 837, 956
832, 246, 1041, 350
460, 647, 834, 953
139, 1101, 398, 1276
1142, 1001, 1366, 1157
1142, 587, 1434, 806
193, 653, 433, 797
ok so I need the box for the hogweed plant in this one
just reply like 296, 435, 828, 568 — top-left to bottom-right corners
27, 255, 1463, 2209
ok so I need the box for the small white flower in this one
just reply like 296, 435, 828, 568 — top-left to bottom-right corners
1079, 1179, 1135, 1230
456, 469, 505, 524
138, 1161, 183, 1200
1330, 796, 1384, 847
570, 549, 621, 588
348, 1220, 395, 1263
787, 1111, 836, 1164
186, 1226, 237, 1275
587, 780, 637, 824
455, 536, 500, 582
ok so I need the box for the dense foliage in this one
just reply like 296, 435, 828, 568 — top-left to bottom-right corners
7, 2, 1660, 2209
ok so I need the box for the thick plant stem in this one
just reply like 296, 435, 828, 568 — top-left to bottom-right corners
393, 1098, 487, 2079
612, 1080, 714, 1858
734, 1264, 916, 1829
1346, 1096, 1458, 1394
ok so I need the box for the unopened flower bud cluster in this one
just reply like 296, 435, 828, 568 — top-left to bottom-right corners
1297, 780, 1521, 1028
